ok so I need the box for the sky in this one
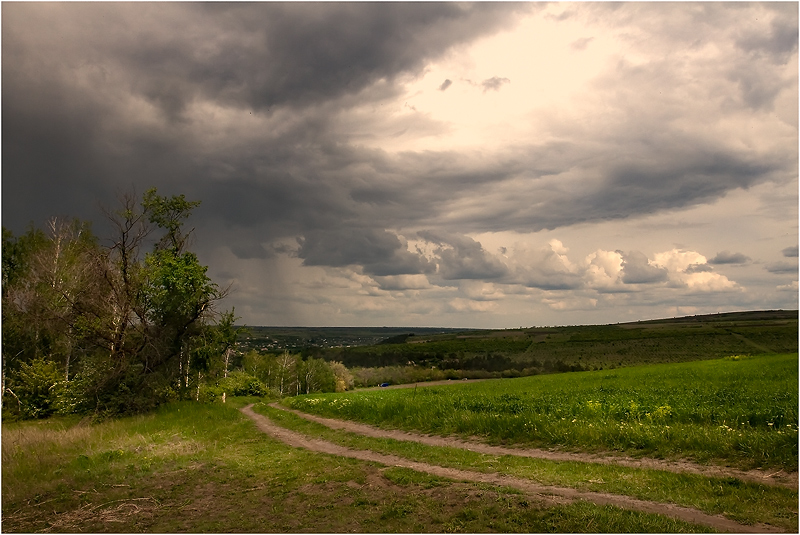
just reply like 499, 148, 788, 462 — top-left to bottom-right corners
2, 2, 798, 328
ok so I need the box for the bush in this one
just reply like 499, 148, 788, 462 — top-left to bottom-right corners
5, 357, 63, 419
200, 371, 267, 402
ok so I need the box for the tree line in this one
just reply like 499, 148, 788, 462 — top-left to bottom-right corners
240, 350, 353, 396
2, 189, 348, 420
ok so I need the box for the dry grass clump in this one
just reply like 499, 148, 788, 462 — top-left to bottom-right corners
2, 418, 94, 462
2, 417, 129, 504
3, 497, 161, 532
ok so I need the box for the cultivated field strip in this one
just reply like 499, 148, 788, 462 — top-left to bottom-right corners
240, 404, 786, 533
270, 402, 797, 489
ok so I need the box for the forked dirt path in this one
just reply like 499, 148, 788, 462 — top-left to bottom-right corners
269, 403, 798, 489
241, 404, 786, 534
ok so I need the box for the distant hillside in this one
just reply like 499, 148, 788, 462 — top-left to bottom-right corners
300, 310, 798, 375
236, 326, 472, 352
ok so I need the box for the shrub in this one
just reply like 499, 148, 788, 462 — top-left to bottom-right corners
200, 371, 267, 401
5, 357, 63, 419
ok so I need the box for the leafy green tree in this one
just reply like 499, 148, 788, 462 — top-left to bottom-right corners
2, 225, 48, 411
329, 361, 355, 392
2, 187, 230, 418
243, 350, 280, 390
298, 357, 336, 394
91, 187, 225, 410
142, 189, 201, 252
1, 220, 101, 415
275, 350, 297, 396
214, 309, 244, 379
185, 309, 243, 400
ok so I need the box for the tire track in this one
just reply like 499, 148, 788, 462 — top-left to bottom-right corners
241, 404, 785, 533
270, 403, 797, 489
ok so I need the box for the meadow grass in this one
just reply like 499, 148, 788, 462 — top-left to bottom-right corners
285, 353, 799, 470
2, 397, 714, 533
256, 403, 798, 531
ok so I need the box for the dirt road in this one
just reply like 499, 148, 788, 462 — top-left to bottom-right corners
270, 403, 797, 489
240, 404, 788, 533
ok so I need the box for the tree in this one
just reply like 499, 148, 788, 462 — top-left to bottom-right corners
2, 225, 48, 411
98, 187, 225, 410
275, 350, 297, 396
328, 361, 354, 392
2, 187, 229, 418
1, 220, 100, 414
297, 357, 336, 394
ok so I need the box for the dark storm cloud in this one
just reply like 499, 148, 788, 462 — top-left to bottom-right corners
229, 241, 272, 261
2, 1, 796, 301
2, 2, 527, 235
765, 261, 798, 275
298, 228, 432, 277
28, 3, 524, 115
620, 251, 669, 284
418, 136, 790, 238
709, 251, 751, 265
782, 246, 799, 258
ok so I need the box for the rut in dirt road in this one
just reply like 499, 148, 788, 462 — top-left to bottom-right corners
240, 404, 786, 534
270, 403, 797, 489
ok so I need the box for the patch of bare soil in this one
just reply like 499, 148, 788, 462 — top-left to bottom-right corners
270, 403, 798, 489
241, 404, 786, 534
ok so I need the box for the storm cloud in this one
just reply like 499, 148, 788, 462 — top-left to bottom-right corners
709, 251, 752, 265
3, 2, 796, 327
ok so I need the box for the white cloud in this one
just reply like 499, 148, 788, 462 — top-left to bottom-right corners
653, 249, 739, 291
652, 249, 708, 273
583, 249, 623, 289
507, 239, 582, 290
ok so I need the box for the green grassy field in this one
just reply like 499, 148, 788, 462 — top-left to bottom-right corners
3, 399, 721, 533
255, 402, 798, 531
286, 353, 799, 470
3, 330, 797, 532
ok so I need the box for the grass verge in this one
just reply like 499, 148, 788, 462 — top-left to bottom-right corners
2, 398, 722, 533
